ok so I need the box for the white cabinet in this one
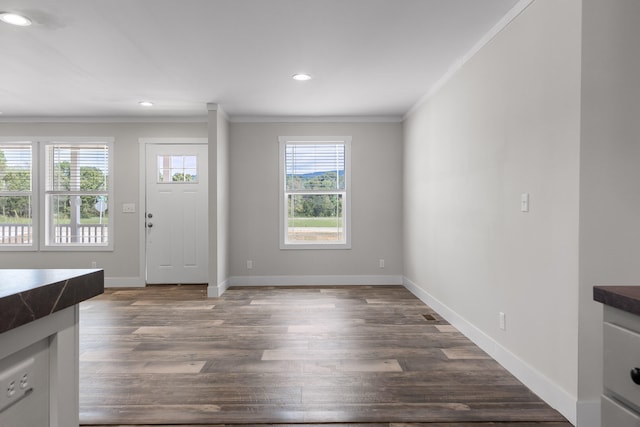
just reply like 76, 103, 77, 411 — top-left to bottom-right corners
0, 269, 103, 427
602, 305, 640, 426
0, 306, 80, 427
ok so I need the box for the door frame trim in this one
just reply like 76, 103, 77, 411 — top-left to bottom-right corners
138, 138, 208, 285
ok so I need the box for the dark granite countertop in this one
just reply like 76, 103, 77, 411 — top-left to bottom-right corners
0, 269, 104, 334
594, 286, 640, 317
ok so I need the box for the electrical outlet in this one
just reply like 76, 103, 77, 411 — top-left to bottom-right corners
91, 261, 97, 268
379, 259, 385, 269
246, 260, 253, 270
0, 358, 35, 412
122, 203, 136, 213
499, 312, 506, 331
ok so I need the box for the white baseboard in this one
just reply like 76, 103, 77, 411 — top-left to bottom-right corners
105, 275, 403, 292
208, 279, 230, 297
228, 274, 403, 287
402, 277, 577, 426
104, 276, 145, 287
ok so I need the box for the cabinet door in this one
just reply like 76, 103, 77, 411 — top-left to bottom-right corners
603, 395, 640, 426
604, 322, 640, 409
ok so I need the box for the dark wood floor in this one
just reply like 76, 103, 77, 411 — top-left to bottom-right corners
79, 285, 571, 426
90, 424, 572, 427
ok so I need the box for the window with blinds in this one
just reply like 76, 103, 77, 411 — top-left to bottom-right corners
279, 136, 351, 249
0, 142, 34, 248
44, 142, 112, 247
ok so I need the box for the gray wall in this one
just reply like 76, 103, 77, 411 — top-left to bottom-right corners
403, 0, 581, 420
229, 122, 403, 279
217, 110, 231, 288
578, 0, 640, 421
0, 119, 401, 285
0, 121, 207, 281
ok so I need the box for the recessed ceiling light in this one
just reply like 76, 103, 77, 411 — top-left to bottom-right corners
292, 73, 312, 81
0, 12, 32, 27
139, 101, 154, 107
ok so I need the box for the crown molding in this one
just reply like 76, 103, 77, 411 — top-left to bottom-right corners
404, 0, 534, 120
0, 113, 400, 124
0, 115, 208, 123
230, 115, 403, 123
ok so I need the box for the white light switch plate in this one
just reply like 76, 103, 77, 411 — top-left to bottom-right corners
520, 193, 529, 212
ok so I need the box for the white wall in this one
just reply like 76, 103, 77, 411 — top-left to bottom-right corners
217, 110, 230, 290
0, 121, 207, 283
403, 0, 581, 422
206, 105, 230, 297
229, 122, 403, 282
578, 0, 640, 423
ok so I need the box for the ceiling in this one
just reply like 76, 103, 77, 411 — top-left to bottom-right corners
0, 0, 522, 120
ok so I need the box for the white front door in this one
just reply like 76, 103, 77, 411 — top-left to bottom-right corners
145, 143, 208, 284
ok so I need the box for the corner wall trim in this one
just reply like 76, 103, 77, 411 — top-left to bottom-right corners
576, 399, 600, 427
208, 279, 230, 298
228, 275, 403, 287
402, 276, 577, 425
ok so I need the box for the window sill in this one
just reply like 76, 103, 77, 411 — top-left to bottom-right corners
280, 243, 351, 250
41, 244, 114, 252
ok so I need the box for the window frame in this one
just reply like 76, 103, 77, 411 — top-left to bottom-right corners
0, 140, 37, 251
41, 139, 114, 251
0, 137, 115, 252
278, 136, 352, 250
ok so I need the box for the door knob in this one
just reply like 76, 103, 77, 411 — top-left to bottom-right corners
147, 213, 153, 218
147, 222, 153, 228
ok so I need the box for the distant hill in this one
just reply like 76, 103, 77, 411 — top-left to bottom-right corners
294, 170, 344, 179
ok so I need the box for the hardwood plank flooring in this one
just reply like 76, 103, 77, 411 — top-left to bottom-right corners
79, 285, 572, 426
95, 424, 573, 427
93, 424, 572, 427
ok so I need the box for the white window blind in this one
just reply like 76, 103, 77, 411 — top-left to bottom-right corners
46, 143, 109, 192
0, 143, 34, 247
285, 144, 345, 191
279, 136, 351, 249
45, 142, 112, 247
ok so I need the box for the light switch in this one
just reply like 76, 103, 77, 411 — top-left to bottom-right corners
520, 193, 529, 212
122, 203, 136, 213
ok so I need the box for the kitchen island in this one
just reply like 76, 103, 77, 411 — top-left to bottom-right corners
594, 285, 640, 426
0, 269, 104, 427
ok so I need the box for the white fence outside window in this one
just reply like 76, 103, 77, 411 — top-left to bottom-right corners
0, 224, 108, 245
